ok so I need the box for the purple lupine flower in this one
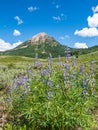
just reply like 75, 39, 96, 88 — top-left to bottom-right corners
82, 79, 88, 89
63, 71, 69, 77
34, 61, 42, 68
79, 65, 84, 74
58, 55, 62, 66
64, 62, 70, 70
38, 61, 42, 67
27, 65, 32, 73
34, 53, 38, 60
72, 57, 76, 67
65, 53, 71, 57
20, 76, 25, 85
47, 79, 54, 87
46, 66, 51, 73
6, 97, 11, 102
48, 53, 53, 65
24, 85, 27, 93
46, 90, 55, 99
90, 60, 96, 75
65, 46, 71, 57
40, 69, 49, 77
41, 77, 46, 83
91, 60, 96, 64
89, 78, 96, 85
82, 90, 86, 96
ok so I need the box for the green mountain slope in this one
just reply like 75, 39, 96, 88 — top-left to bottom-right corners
0, 32, 98, 58
1, 32, 65, 58
2, 41, 65, 58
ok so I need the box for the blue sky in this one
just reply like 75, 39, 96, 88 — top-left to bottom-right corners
0, 0, 98, 51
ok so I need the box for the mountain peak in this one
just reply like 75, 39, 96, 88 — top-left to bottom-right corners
31, 32, 55, 44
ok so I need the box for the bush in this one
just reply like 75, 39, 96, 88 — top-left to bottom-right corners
5, 57, 97, 130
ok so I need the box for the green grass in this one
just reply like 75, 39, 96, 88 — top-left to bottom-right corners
0, 52, 98, 129
0, 55, 33, 64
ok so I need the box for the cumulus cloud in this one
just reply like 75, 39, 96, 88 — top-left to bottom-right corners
75, 5, 98, 37
12, 41, 22, 48
14, 16, 23, 25
74, 27, 98, 37
87, 13, 98, 27
92, 5, 98, 13
52, 13, 66, 22
13, 29, 21, 36
74, 42, 88, 49
0, 39, 22, 51
28, 6, 39, 12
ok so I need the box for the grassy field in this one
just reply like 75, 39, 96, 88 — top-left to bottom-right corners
0, 52, 98, 91
0, 52, 98, 129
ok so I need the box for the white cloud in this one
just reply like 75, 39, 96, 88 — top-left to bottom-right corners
74, 42, 88, 49
92, 5, 98, 13
87, 13, 98, 27
74, 27, 98, 37
0, 39, 22, 51
14, 16, 23, 25
59, 35, 70, 40
52, 16, 61, 21
28, 6, 39, 12
13, 29, 21, 36
74, 5, 98, 37
12, 41, 23, 48
52, 13, 66, 22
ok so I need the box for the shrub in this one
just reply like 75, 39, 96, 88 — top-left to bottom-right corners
5, 56, 97, 130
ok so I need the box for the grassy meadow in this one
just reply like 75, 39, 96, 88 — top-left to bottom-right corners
0, 52, 98, 130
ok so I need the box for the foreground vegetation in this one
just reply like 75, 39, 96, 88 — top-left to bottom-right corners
0, 51, 98, 130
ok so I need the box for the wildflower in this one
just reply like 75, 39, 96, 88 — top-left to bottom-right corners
90, 60, 96, 76
34, 53, 38, 60
34, 61, 42, 68
82, 90, 87, 96
24, 85, 27, 93
72, 56, 76, 67
91, 60, 96, 64
58, 55, 62, 66
41, 77, 46, 83
65, 46, 71, 57
46, 90, 55, 99
82, 79, 88, 90
48, 53, 53, 65
6, 97, 11, 102
40, 69, 49, 77
47, 79, 54, 87
46, 66, 51, 73
79, 65, 84, 74
64, 62, 70, 70
63, 71, 69, 77
27, 65, 32, 73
